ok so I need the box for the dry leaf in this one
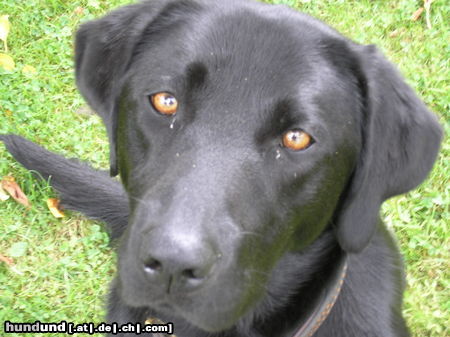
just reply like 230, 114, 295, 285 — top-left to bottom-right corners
0, 253, 14, 266
74, 7, 85, 15
47, 198, 65, 218
22, 65, 37, 74
389, 30, 400, 38
0, 15, 10, 52
0, 52, 14, 70
411, 7, 424, 21
0, 184, 10, 201
1, 176, 31, 207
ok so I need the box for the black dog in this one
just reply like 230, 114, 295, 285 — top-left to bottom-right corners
1, 0, 442, 336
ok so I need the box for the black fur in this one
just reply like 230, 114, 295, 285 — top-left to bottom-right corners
1, 1, 442, 336
0, 135, 128, 240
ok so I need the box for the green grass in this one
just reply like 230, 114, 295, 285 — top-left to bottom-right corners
0, 0, 448, 336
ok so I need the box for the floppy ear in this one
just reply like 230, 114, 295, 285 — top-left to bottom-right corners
336, 44, 442, 253
75, 1, 174, 176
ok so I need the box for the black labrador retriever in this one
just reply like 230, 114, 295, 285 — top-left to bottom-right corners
1, 0, 442, 336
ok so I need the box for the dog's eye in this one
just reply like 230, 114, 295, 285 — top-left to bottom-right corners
282, 129, 313, 151
150, 92, 178, 116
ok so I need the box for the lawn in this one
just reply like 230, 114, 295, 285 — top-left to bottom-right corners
0, 0, 448, 336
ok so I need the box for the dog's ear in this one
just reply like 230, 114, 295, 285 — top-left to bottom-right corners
76, 6, 141, 176
75, 1, 184, 176
336, 44, 442, 253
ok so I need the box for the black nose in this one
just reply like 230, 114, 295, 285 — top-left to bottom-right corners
141, 233, 218, 292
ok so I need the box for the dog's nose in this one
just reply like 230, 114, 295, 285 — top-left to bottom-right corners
141, 234, 218, 292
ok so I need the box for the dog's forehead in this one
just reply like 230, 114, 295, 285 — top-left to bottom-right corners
177, 6, 333, 88
128, 1, 357, 131
199, 17, 309, 94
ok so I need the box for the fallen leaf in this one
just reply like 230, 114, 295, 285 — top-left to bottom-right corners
411, 7, 424, 21
47, 198, 65, 218
0, 253, 14, 266
0, 52, 14, 70
1, 176, 31, 207
0, 15, 10, 52
22, 64, 37, 74
0, 184, 10, 201
74, 7, 85, 15
389, 30, 400, 38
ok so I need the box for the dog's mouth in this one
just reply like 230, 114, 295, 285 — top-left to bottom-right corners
121, 285, 252, 333
163, 302, 242, 333
118, 248, 265, 333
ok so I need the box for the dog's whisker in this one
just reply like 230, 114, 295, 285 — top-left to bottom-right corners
238, 231, 263, 239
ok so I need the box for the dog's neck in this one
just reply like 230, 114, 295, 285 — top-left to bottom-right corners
290, 252, 348, 337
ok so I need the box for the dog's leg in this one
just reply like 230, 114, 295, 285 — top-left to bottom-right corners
1, 134, 129, 239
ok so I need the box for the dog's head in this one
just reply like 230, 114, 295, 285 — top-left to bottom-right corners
75, 0, 442, 332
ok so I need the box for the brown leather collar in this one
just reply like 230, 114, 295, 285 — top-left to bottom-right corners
292, 253, 348, 337
145, 253, 348, 337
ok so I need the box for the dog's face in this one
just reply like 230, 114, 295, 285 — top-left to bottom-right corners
117, 6, 362, 331
75, 0, 441, 333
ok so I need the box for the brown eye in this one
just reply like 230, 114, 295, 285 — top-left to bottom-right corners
282, 129, 313, 151
150, 92, 178, 115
